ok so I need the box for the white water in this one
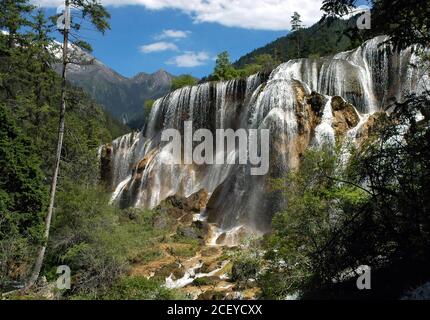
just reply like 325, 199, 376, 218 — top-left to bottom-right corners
314, 97, 335, 147
165, 260, 230, 289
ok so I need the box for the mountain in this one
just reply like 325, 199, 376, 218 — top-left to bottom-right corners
234, 17, 363, 68
54, 48, 174, 129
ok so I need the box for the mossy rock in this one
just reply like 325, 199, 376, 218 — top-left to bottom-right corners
197, 290, 227, 300
192, 276, 219, 287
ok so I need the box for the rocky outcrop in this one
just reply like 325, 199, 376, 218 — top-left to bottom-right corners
132, 148, 158, 181
331, 96, 360, 136
162, 189, 209, 213
306, 91, 325, 118
100, 144, 113, 186
356, 113, 383, 146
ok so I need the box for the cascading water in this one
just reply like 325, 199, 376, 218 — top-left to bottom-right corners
314, 96, 335, 147
103, 36, 429, 233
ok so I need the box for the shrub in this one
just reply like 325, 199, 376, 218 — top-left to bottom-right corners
101, 277, 187, 300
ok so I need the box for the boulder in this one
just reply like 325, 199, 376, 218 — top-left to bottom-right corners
331, 96, 360, 136
176, 225, 204, 240
197, 290, 227, 300
163, 189, 208, 213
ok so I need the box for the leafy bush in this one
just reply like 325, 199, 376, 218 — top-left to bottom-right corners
262, 96, 430, 299
46, 185, 174, 296
229, 238, 263, 284
100, 277, 186, 300
171, 75, 198, 91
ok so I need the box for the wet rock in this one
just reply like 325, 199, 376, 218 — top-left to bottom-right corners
100, 144, 113, 186
197, 290, 227, 300
216, 233, 227, 245
201, 246, 220, 258
179, 213, 194, 224
176, 225, 204, 240
245, 278, 258, 289
163, 189, 208, 213
133, 148, 158, 180
156, 262, 184, 280
200, 260, 222, 274
356, 113, 383, 146
306, 91, 325, 117
187, 189, 209, 211
331, 96, 360, 136
192, 220, 209, 233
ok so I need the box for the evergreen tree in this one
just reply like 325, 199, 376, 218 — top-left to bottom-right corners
0, 103, 46, 288
321, 0, 430, 49
290, 12, 303, 57
0, 0, 34, 48
24, 0, 111, 291
212, 51, 238, 81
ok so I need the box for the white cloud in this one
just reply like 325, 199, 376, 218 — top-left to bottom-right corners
156, 29, 190, 40
166, 51, 210, 67
32, 0, 325, 31
139, 41, 178, 53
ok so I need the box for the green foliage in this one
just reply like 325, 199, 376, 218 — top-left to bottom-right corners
171, 74, 198, 91
144, 99, 155, 119
208, 52, 280, 81
0, 103, 46, 288
0, 0, 125, 289
234, 17, 360, 68
322, 0, 430, 49
68, 0, 111, 35
291, 12, 303, 32
228, 238, 263, 284
262, 147, 369, 298
47, 184, 174, 296
100, 277, 186, 300
263, 95, 430, 299
212, 51, 239, 81
192, 277, 212, 286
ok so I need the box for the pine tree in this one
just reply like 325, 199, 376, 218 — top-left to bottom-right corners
24, 0, 110, 291
0, 0, 34, 48
0, 103, 46, 288
212, 51, 238, 81
290, 12, 303, 58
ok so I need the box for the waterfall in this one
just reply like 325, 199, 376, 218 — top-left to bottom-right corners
314, 96, 335, 147
270, 35, 429, 113
103, 36, 429, 232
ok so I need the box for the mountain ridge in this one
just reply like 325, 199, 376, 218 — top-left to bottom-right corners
53, 45, 175, 129
234, 17, 362, 68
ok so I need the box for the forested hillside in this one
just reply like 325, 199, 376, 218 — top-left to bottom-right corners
234, 17, 362, 68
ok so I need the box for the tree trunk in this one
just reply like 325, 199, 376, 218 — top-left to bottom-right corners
23, 1, 70, 292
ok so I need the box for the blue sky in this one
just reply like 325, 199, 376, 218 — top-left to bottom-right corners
68, 6, 287, 78
35, 0, 370, 79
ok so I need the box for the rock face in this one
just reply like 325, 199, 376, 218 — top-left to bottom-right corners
355, 113, 383, 147
331, 96, 360, 136
100, 144, 113, 185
